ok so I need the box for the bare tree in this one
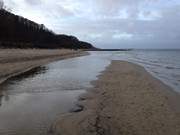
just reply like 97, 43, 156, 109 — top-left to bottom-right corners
0, 0, 11, 12
0, 0, 4, 9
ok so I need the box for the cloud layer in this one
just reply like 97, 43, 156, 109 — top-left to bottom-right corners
3, 0, 180, 48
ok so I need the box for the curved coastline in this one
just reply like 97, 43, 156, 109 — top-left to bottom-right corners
0, 49, 88, 86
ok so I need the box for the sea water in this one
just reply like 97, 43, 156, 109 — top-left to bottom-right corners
0, 50, 179, 135
111, 50, 180, 92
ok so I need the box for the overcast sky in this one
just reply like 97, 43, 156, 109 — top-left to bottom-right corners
2, 0, 180, 49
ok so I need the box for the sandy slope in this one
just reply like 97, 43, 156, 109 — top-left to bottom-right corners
0, 49, 87, 85
53, 60, 180, 135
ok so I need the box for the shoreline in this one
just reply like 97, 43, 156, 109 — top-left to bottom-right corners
52, 60, 180, 135
0, 49, 88, 86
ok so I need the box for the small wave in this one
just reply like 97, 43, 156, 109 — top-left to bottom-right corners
173, 82, 179, 86
151, 70, 160, 74
133, 60, 163, 67
149, 60, 160, 64
165, 66, 180, 70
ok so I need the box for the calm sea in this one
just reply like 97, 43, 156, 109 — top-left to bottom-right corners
111, 50, 180, 92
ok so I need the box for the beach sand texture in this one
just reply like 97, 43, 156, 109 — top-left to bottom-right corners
0, 49, 87, 85
53, 60, 180, 135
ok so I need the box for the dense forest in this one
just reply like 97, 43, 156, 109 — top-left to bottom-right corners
0, 8, 94, 49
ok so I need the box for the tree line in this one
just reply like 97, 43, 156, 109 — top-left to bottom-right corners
0, 8, 94, 49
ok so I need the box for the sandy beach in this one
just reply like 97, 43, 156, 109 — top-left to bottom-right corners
0, 49, 88, 85
53, 60, 180, 135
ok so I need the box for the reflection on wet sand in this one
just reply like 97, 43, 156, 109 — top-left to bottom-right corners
0, 95, 3, 106
0, 66, 47, 106
0, 52, 110, 135
3, 66, 48, 83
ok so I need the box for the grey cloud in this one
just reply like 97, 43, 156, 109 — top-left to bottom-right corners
24, 0, 42, 5
92, 0, 157, 18
55, 5, 74, 17
65, 5, 180, 48
3, 0, 180, 49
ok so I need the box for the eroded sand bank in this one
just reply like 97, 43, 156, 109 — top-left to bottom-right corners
53, 60, 180, 135
0, 49, 87, 85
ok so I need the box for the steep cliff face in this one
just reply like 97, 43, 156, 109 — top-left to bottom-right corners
0, 9, 94, 49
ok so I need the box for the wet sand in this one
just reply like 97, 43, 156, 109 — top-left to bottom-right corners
0, 52, 110, 135
0, 49, 88, 85
53, 60, 180, 135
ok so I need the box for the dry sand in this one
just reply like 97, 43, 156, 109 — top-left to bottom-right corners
0, 49, 88, 85
52, 60, 180, 135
